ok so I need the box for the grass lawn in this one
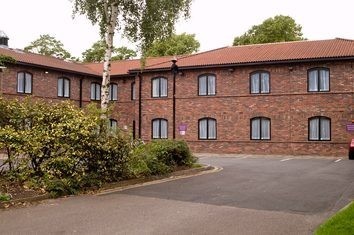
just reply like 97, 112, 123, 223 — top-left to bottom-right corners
314, 202, 354, 235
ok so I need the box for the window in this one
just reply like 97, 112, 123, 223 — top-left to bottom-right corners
152, 77, 168, 98
250, 71, 270, 94
109, 119, 117, 131
109, 83, 118, 101
251, 117, 270, 140
199, 118, 216, 140
308, 68, 330, 92
309, 116, 331, 141
198, 74, 216, 96
57, 77, 70, 98
131, 82, 136, 100
152, 118, 168, 139
91, 83, 101, 100
17, 72, 32, 94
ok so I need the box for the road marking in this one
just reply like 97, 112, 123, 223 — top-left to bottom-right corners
280, 158, 293, 162
334, 159, 342, 163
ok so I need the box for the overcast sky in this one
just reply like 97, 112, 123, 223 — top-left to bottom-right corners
1, 0, 354, 58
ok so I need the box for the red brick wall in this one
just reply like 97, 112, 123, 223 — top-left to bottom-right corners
139, 61, 353, 156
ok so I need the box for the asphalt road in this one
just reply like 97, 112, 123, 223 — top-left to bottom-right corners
0, 155, 353, 235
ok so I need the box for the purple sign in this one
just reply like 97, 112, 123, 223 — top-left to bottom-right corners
178, 124, 187, 131
347, 124, 354, 132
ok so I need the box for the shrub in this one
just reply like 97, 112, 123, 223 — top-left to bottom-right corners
129, 140, 196, 177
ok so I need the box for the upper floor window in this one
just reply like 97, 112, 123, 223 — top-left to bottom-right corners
109, 83, 118, 101
17, 72, 32, 94
308, 68, 330, 92
199, 117, 217, 140
131, 82, 136, 100
198, 74, 216, 96
251, 117, 270, 140
152, 118, 168, 139
309, 116, 331, 141
152, 77, 167, 98
250, 71, 270, 94
58, 77, 70, 98
91, 82, 101, 100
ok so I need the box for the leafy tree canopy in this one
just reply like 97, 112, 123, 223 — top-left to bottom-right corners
72, 0, 192, 56
82, 40, 137, 62
24, 34, 71, 59
233, 15, 305, 46
145, 33, 200, 57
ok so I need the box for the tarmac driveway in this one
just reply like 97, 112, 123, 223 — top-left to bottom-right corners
0, 155, 353, 235
119, 155, 354, 214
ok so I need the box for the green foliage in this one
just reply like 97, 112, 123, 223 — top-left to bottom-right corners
129, 140, 196, 177
0, 97, 195, 197
72, 0, 192, 56
0, 55, 16, 66
82, 40, 136, 62
233, 15, 305, 46
24, 34, 72, 59
315, 202, 354, 235
0, 193, 11, 202
146, 33, 200, 57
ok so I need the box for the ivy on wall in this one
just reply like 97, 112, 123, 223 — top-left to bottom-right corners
0, 55, 16, 66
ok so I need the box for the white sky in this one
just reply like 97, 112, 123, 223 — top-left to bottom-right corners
1, 0, 354, 58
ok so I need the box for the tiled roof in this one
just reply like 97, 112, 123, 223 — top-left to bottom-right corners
0, 47, 99, 75
83, 56, 178, 76
1, 39, 354, 76
142, 38, 354, 71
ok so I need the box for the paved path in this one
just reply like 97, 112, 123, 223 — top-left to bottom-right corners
0, 155, 353, 235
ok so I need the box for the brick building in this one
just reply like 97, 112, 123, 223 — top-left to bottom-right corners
0, 35, 353, 156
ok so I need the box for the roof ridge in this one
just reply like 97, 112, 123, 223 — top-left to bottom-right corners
229, 38, 346, 48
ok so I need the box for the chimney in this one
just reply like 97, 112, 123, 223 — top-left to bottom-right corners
0, 30, 9, 47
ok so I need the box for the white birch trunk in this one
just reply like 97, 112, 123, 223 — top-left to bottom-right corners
101, 2, 119, 117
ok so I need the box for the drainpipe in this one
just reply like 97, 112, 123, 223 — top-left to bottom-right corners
79, 77, 84, 108
138, 73, 142, 139
171, 58, 179, 139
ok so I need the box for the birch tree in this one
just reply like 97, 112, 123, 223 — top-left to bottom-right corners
72, 0, 192, 115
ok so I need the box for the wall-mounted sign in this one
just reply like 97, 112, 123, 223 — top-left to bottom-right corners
347, 123, 354, 132
178, 123, 187, 136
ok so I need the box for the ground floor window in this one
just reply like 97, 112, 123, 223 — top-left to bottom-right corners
309, 116, 330, 140
199, 118, 216, 140
152, 118, 168, 139
251, 117, 270, 140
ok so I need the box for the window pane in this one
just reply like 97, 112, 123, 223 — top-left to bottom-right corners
308, 70, 318, 91
17, 73, 24, 93
309, 118, 319, 140
251, 119, 260, 139
199, 119, 207, 139
131, 82, 136, 100
319, 70, 329, 91
58, 78, 63, 96
152, 120, 160, 138
261, 118, 270, 139
251, 74, 259, 93
208, 119, 216, 139
208, 76, 216, 95
25, 73, 32, 94
160, 120, 168, 139
160, 78, 167, 97
320, 118, 330, 140
110, 119, 117, 131
110, 84, 117, 100
64, 79, 70, 97
96, 84, 101, 100
90, 84, 95, 99
152, 79, 159, 97
261, 73, 269, 93
199, 76, 207, 95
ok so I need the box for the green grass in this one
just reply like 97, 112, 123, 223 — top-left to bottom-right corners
314, 202, 354, 235
0, 193, 11, 202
